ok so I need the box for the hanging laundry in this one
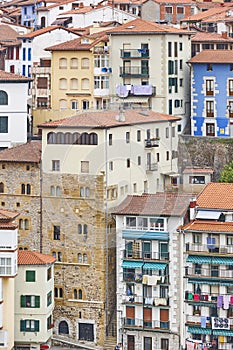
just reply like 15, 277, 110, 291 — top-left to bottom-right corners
201, 316, 207, 328
116, 85, 128, 98
186, 341, 195, 350
217, 295, 223, 308
207, 237, 215, 250
230, 296, 233, 305
194, 294, 200, 301
223, 295, 230, 309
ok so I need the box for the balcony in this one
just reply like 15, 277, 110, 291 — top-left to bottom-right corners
185, 267, 233, 279
124, 318, 170, 330
186, 243, 233, 255
146, 163, 158, 172
93, 46, 109, 54
145, 138, 160, 148
121, 49, 149, 59
123, 271, 168, 284
120, 66, 149, 78
122, 294, 169, 306
123, 249, 169, 261
184, 291, 218, 304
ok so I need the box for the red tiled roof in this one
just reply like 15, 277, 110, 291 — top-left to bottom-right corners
0, 208, 19, 221
192, 31, 233, 43
112, 193, 193, 216
181, 220, 233, 233
37, 0, 74, 11
18, 250, 56, 265
181, 4, 232, 22
106, 18, 192, 34
189, 50, 233, 63
45, 37, 92, 51
183, 168, 214, 174
0, 140, 41, 163
19, 25, 76, 38
196, 182, 233, 210
38, 110, 181, 129
0, 69, 32, 81
0, 24, 19, 41
154, 0, 195, 4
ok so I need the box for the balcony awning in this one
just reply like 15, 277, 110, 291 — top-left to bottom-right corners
187, 326, 212, 335
143, 262, 167, 270
121, 97, 149, 103
188, 278, 233, 286
213, 329, 233, 336
196, 210, 221, 219
122, 261, 142, 268
187, 255, 233, 265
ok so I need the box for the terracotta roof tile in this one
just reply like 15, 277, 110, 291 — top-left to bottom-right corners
182, 220, 233, 233
183, 168, 214, 174
0, 140, 41, 163
181, 4, 232, 22
0, 208, 19, 221
112, 193, 192, 216
45, 37, 92, 51
37, 0, 74, 11
38, 110, 181, 129
18, 250, 56, 265
19, 25, 76, 38
189, 50, 233, 63
154, 0, 194, 4
0, 69, 32, 82
196, 182, 233, 210
192, 31, 233, 42
106, 18, 192, 34
0, 24, 19, 41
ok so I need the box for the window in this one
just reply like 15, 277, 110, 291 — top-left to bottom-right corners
207, 64, 213, 71
137, 130, 141, 142
37, 97, 48, 108
56, 186, 61, 196
166, 151, 169, 161
59, 99, 67, 109
94, 76, 109, 89
84, 224, 88, 235
0, 183, 4, 193
174, 42, 178, 57
229, 79, 233, 96
74, 289, 77, 299
0, 258, 11, 275
82, 100, 89, 110
165, 6, 172, 14
83, 253, 88, 263
109, 161, 113, 171
206, 123, 215, 136
26, 270, 35, 282
21, 295, 40, 308
23, 48, 26, 61
168, 42, 172, 57
180, 78, 183, 87
189, 176, 205, 184
58, 252, 62, 262
59, 58, 67, 69
71, 100, 78, 110
47, 267, 52, 281
47, 291, 52, 306
81, 78, 89, 90
81, 58, 89, 69
126, 132, 130, 143
70, 57, 78, 69
206, 101, 214, 117
179, 59, 183, 70
165, 127, 169, 138
53, 226, 60, 240
206, 79, 214, 96
138, 156, 141, 166
109, 134, 112, 145
127, 158, 130, 168
19, 219, 29, 230
156, 153, 160, 162
161, 339, 169, 350
50, 186, 55, 196
70, 78, 78, 90
211, 265, 219, 277
78, 253, 82, 263
0, 91, 8, 105
179, 42, 183, 51
193, 233, 201, 244
52, 160, 60, 171
47, 315, 53, 330
168, 60, 174, 75
59, 78, 67, 90
78, 224, 82, 234
20, 320, 39, 332
78, 289, 82, 299
0, 117, 8, 133
94, 54, 109, 68
81, 161, 89, 173
28, 48, 31, 61
172, 126, 175, 137
21, 183, 31, 195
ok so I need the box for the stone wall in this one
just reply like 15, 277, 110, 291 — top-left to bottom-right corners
178, 135, 233, 182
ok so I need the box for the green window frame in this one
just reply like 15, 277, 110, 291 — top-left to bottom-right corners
20, 320, 39, 332
21, 295, 40, 308
47, 291, 52, 306
26, 270, 35, 282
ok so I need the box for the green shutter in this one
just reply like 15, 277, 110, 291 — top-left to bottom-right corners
35, 320, 39, 332
35, 296, 40, 308
26, 270, 35, 282
20, 320, 26, 331
21, 295, 26, 307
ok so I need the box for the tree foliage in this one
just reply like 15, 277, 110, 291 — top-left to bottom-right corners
218, 161, 233, 183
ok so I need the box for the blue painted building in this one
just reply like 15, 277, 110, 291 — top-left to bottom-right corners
21, 0, 44, 29
189, 50, 233, 137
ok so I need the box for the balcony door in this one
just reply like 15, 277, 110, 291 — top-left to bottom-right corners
160, 243, 168, 260
143, 241, 151, 259
144, 337, 152, 350
206, 123, 215, 136
127, 335, 135, 350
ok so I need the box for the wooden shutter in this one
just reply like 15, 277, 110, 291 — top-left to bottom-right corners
126, 306, 135, 318
35, 296, 40, 308
144, 308, 152, 322
160, 309, 169, 321
21, 295, 26, 307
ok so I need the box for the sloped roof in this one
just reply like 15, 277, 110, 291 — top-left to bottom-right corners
192, 31, 233, 43
19, 25, 76, 38
106, 18, 192, 34
18, 250, 56, 265
112, 193, 193, 216
0, 209, 19, 221
196, 182, 233, 210
183, 168, 214, 174
181, 3, 233, 22
38, 110, 181, 129
0, 24, 19, 41
0, 141, 41, 163
181, 220, 233, 233
0, 69, 32, 82
188, 50, 233, 63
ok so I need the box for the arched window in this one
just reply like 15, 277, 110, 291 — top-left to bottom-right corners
56, 186, 61, 197
83, 253, 88, 263
58, 252, 62, 262
78, 253, 82, 263
57, 132, 65, 144
80, 187, 84, 197
81, 58, 89, 69
73, 132, 81, 144
81, 132, 89, 145
59, 78, 67, 90
82, 100, 89, 110
54, 287, 58, 297
64, 132, 72, 144
89, 133, 98, 145
58, 320, 69, 335
26, 184, 31, 195
59, 58, 67, 69
47, 132, 56, 144
21, 184, 25, 194
0, 91, 8, 105
78, 224, 82, 234
70, 58, 78, 69
70, 78, 78, 90
50, 186, 55, 196
19, 219, 23, 229
59, 99, 67, 109
52, 251, 56, 259
78, 289, 83, 299
41, 16, 46, 27
0, 182, 4, 193
74, 289, 77, 299
85, 187, 90, 198
59, 288, 63, 298
83, 224, 88, 235
71, 100, 78, 110
81, 78, 89, 90
25, 219, 29, 230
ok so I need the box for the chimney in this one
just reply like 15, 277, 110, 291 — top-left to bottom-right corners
189, 197, 197, 220
222, 31, 228, 39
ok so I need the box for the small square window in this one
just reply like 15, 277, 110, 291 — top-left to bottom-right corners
16, 202, 20, 207
207, 64, 212, 71
1, 202, 5, 206
52, 160, 60, 171
81, 161, 89, 173
2, 164, 5, 169
26, 165, 30, 171
26, 270, 35, 282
